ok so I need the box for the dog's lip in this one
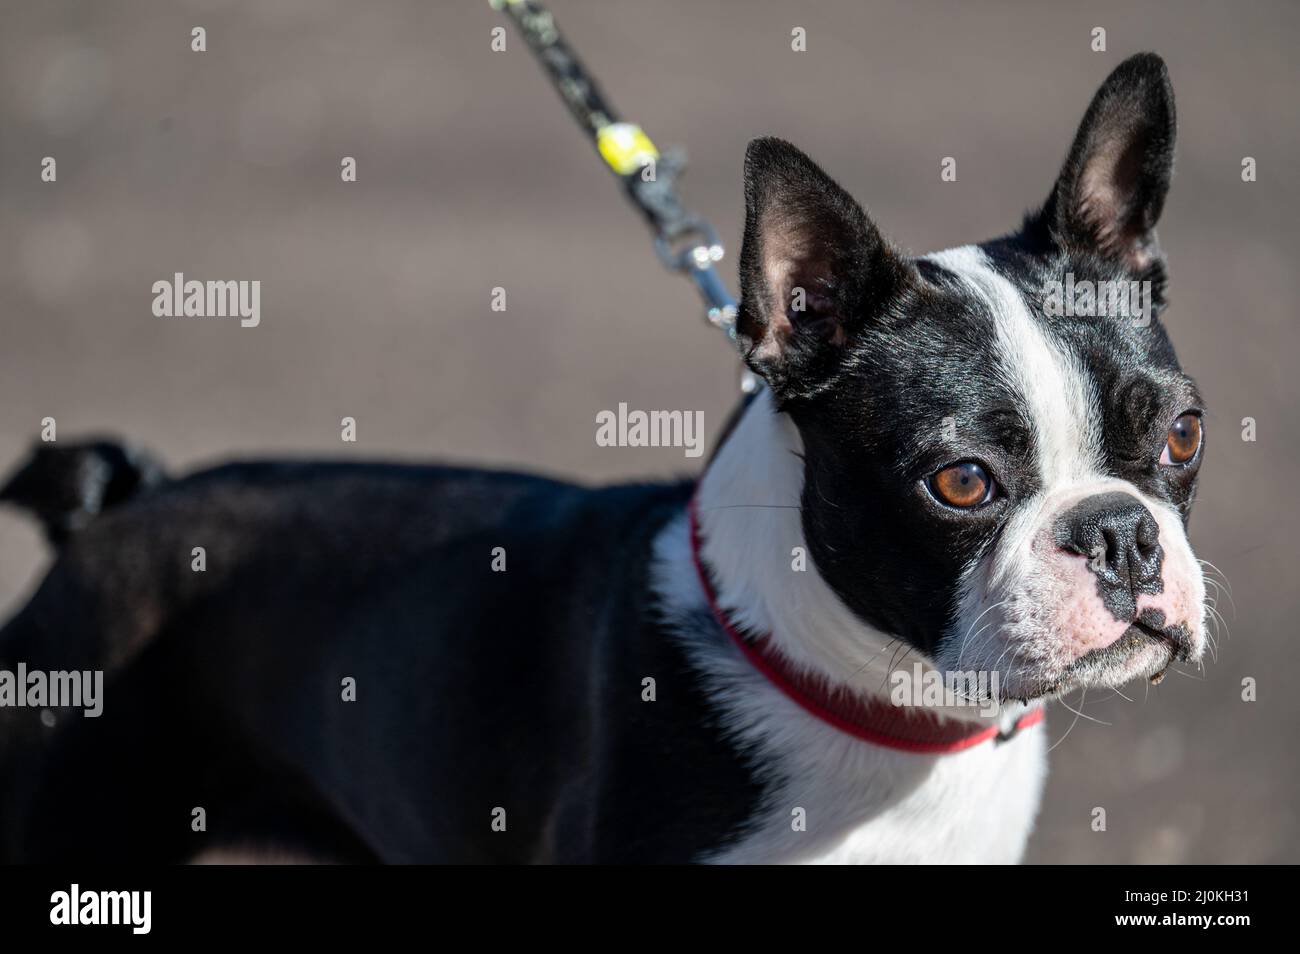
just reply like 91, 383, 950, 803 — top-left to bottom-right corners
1129, 617, 1192, 662
998, 619, 1191, 702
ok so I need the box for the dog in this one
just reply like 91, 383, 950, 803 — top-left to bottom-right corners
0, 52, 1204, 864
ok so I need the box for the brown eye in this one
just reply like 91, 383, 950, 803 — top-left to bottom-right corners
929, 462, 993, 509
1161, 413, 1202, 465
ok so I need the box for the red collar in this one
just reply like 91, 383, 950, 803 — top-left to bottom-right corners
687, 496, 1043, 755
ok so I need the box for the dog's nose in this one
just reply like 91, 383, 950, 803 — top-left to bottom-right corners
1055, 492, 1163, 613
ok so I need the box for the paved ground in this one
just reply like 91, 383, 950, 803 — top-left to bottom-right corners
1, 0, 1297, 862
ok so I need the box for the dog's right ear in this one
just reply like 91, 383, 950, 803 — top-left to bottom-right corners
737, 137, 908, 398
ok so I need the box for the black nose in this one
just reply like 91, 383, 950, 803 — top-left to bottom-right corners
1055, 492, 1163, 619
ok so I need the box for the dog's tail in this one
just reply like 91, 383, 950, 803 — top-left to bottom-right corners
0, 439, 167, 545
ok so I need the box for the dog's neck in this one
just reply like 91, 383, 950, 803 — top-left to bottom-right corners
693, 387, 1001, 724
694, 388, 900, 686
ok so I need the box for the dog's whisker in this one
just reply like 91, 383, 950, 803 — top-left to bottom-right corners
1196, 557, 1233, 590
987, 637, 1022, 684
1102, 684, 1135, 703
1046, 690, 1088, 753
844, 638, 902, 682
1202, 603, 1229, 663
955, 619, 1005, 700
1196, 559, 1238, 618
953, 599, 1008, 673
876, 642, 916, 696
1054, 688, 1110, 727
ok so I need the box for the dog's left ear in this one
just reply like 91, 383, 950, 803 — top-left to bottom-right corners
1042, 52, 1176, 273
737, 137, 909, 398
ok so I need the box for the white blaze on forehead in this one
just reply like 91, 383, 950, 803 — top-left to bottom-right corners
923, 246, 1104, 487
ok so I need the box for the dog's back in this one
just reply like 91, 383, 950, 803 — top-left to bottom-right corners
0, 450, 737, 862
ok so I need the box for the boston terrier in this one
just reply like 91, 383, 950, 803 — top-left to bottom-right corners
0, 53, 1204, 864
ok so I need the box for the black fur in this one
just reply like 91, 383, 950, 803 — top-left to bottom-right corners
0, 440, 165, 545
0, 463, 763, 862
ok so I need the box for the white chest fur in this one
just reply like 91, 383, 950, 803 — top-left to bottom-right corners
653, 510, 1047, 864
715, 700, 1047, 865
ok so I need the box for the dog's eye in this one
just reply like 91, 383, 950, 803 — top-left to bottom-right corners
1160, 413, 1202, 465
928, 462, 994, 509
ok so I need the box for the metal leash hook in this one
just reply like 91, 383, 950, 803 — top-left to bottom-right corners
491, 0, 759, 394
653, 217, 733, 330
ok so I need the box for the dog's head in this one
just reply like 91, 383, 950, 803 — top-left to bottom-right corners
735, 53, 1205, 701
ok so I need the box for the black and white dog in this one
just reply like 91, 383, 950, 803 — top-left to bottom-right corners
0, 53, 1204, 864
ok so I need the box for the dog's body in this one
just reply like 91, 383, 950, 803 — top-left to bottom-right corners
0, 419, 1044, 865
0, 54, 1205, 864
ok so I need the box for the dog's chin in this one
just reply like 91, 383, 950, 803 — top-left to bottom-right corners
1001, 620, 1198, 702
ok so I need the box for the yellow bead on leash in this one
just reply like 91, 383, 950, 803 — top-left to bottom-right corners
596, 123, 660, 177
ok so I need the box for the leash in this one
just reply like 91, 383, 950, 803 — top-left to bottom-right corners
687, 496, 1044, 754
490, 0, 759, 393
496, 2, 1041, 752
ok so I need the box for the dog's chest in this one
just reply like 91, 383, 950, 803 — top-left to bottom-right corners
651, 508, 1049, 864
700, 697, 1048, 864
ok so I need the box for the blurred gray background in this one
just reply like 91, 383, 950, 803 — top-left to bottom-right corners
1, 0, 1297, 863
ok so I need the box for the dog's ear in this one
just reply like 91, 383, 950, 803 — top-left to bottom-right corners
1041, 52, 1176, 274
737, 137, 908, 398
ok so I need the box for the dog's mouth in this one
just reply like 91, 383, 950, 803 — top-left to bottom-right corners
1001, 611, 1195, 703
1128, 616, 1194, 675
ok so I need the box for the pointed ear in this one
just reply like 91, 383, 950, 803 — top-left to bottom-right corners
737, 137, 907, 397
1041, 52, 1176, 273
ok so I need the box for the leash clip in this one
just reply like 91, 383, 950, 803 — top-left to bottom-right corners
653, 220, 735, 327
